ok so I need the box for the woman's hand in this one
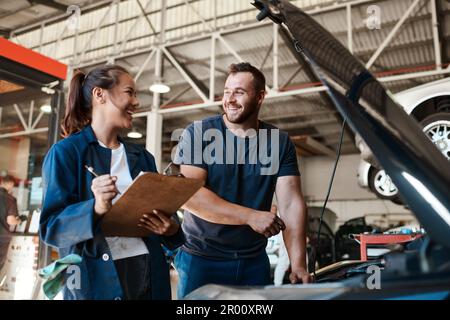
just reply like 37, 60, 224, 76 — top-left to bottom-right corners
91, 174, 119, 216
138, 210, 179, 236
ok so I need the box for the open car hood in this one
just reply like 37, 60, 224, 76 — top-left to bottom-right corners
251, 0, 450, 248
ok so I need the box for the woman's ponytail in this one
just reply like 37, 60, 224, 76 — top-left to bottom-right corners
61, 70, 91, 137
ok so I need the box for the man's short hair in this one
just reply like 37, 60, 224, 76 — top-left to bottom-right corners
227, 62, 266, 93
1, 175, 14, 185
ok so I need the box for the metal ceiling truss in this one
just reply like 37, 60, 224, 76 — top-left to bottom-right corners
0, 101, 48, 139
2, 0, 449, 140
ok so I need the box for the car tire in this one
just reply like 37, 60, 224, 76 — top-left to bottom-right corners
367, 112, 449, 204
420, 112, 450, 160
368, 167, 401, 201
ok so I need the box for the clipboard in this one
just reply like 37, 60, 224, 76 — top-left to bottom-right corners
101, 172, 204, 237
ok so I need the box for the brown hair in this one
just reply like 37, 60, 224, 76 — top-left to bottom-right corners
61, 64, 129, 137
227, 62, 266, 93
0, 175, 14, 185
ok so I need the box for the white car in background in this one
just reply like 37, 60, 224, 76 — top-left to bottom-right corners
357, 77, 450, 203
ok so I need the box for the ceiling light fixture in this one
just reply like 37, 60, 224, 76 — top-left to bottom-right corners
40, 104, 52, 114
149, 82, 170, 94
127, 129, 143, 139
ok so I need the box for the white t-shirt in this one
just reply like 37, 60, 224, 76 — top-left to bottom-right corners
99, 141, 149, 260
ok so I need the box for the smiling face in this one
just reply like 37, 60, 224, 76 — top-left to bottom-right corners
94, 72, 139, 130
222, 72, 264, 124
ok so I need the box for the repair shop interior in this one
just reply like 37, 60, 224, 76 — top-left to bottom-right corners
0, 0, 449, 301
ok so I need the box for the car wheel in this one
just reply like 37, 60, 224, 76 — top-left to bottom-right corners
368, 167, 400, 200
366, 112, 449, 204
420, 112, 450, 160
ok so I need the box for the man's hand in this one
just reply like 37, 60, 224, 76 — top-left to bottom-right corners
6, 215, 20, 226
138, 210, 179, 236
247, 208, 286, 238
289, 267, 313, 284
91, 174, 119, 215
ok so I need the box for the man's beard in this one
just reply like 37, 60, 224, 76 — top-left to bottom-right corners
224, 100, 259, 124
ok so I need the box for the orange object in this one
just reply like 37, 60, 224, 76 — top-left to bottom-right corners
0, 37, 67, 80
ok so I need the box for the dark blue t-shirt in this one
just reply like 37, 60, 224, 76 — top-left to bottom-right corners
174, 115, 300, 259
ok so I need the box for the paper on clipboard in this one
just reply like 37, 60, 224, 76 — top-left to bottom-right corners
101, 172, 204, 237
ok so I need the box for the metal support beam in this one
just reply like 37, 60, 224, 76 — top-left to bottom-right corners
39, 22, 45, 53
28, 100, 34, 129
111, 0, 120, 60
171, 52, 228, 74
80, 3, 114, 62
159, 100, 222, 114
282, 65, 304, 88
216, 34, 244, 62
217, 34, 271, 93
134, 48, 156, 82
51, 22, 68, 58
161, 85, 192, 107
377, 66, 450, 82
4, 68, 450, 138
160, 0, 167, 43
72, 18, 80, 64
365, 0, 422, 69
158, 85, 327, 114
13, 0, 118, 35
77, 60, 450, 117
161, 47, 209, 102
55, 0, 431, 69
32, 111, 45, 130
137, 0, 158, 36
47, 84, 65, 145
146, 111, 163, 170
0, 127, 48, 139
436, 0, 448, 65
13, 0, 376, 37
116, 1, 152, 56
273, 24, 279, 91
431, 0, 442, 70
152, 48, 163, 111
183, 0, 214, 32
278, 118, 338, 130
149, 0, 167, 113
259, 43, 273, 70
263, 109, 336, 122
213, 0, 217, 30
347, 4, 353, 53
13, 104, 28, 130
210, 34, 216, 102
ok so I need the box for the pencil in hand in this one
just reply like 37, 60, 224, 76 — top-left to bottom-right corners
85, 165, 121, 195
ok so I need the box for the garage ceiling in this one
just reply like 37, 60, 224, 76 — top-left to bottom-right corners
0, 0, 449, 162
0, 0, 104, 33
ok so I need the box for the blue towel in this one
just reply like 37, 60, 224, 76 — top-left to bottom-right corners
38, 254, 82, 300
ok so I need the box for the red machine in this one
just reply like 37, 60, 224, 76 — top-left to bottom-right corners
352, 233, 423, 261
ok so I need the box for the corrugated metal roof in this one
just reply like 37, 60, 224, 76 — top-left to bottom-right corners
1, 0, 449, 157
